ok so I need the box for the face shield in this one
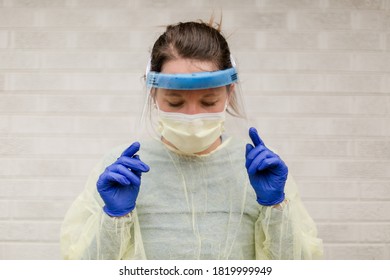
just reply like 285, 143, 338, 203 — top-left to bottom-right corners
135, 57, 249, 156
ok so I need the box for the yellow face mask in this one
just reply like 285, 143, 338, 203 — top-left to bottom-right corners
157, 110, 226, 154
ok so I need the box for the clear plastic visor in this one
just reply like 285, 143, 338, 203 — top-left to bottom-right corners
134, 67, 250, 150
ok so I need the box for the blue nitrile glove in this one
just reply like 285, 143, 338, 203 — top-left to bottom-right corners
245, 127, 288, 206
97, 142, 150, 217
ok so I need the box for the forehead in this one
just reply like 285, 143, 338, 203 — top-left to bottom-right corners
161, 58, 218, 74
157, 87, 226, 99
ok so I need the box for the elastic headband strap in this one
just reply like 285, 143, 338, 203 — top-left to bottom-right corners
146, 67, 238, 90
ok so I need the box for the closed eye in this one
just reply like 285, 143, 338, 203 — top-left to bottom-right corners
202, 101, 217, 107
168, 102, 184, 107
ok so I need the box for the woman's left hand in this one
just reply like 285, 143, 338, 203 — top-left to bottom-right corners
245, 127, 288, 206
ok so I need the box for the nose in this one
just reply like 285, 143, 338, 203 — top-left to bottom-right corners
183, 103, 201, 115
181, 93, 203, 114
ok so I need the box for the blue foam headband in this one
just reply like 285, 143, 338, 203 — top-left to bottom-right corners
146, 67, 238, 90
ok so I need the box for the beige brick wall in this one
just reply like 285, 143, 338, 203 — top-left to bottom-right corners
0, 0, 389, 259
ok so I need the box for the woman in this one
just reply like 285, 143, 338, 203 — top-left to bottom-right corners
60, 20, 323, 260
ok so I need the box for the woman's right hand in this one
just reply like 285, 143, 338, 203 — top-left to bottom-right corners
97, 142, 150, 217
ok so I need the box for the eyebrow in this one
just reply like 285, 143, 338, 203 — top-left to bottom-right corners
165, 92, 183, 97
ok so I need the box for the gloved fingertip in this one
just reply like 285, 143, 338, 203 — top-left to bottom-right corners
132, 141, 141, 151
249, 127, 259, 146
133, 141, 140, 147
249, 127, 265, 147
249, 127, 257, 135
245, 143, 254, 157
121, 142, 140, 157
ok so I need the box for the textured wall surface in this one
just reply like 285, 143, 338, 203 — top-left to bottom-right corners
0, 0, 389, 260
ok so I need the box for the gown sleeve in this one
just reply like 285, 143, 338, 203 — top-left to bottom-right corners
60, 152, 146, 260
254, 175, 323, 260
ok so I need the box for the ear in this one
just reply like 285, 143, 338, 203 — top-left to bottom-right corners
226, 83, 235, 103
229, 83, 236, 94
149, 88, 158, 108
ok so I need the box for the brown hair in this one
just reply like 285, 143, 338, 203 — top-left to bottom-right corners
149, 20, 245, 118
150, 20, 232, 72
